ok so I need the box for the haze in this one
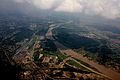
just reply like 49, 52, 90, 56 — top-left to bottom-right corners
0, 0, 120, 19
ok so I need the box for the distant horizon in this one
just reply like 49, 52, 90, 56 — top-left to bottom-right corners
0, 0, 120, 20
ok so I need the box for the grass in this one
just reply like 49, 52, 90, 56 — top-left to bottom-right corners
33, 50, 41, 61
74, 58, 101, 73
43, 51, 69, 62
67, 60, 90, 72
57, 53, 68, 62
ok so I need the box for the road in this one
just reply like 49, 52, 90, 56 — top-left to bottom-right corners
13, 33, 36, 59
54, 41, 120, 80
45, 21, 73, 40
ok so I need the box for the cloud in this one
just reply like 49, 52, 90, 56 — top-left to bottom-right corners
81, 0, 120, 19
32, 0, 55, 10
50, 0, 120, 19
1, 0, 120, 19
54, 0, 83, 12
13, 0, 24, 3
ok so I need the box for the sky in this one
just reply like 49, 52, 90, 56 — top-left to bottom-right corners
0, 0, 120, 19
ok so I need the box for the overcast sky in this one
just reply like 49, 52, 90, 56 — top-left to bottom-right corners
0, 0, 120, 19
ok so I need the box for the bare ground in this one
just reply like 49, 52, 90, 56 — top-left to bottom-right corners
54, 41, 120, 80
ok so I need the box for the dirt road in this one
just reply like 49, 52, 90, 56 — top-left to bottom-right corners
62, 49, 120, 80
54, 41, 120, 80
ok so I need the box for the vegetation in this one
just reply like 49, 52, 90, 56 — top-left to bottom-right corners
44, 51, 68, 62
33, 50, 40, 61
54, 28, 100, 49
53, 27, 120, 71
41, 39, 57, 52
14, 28, 33, 42
67, 60, 90, 71
57, 54, 68, 62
